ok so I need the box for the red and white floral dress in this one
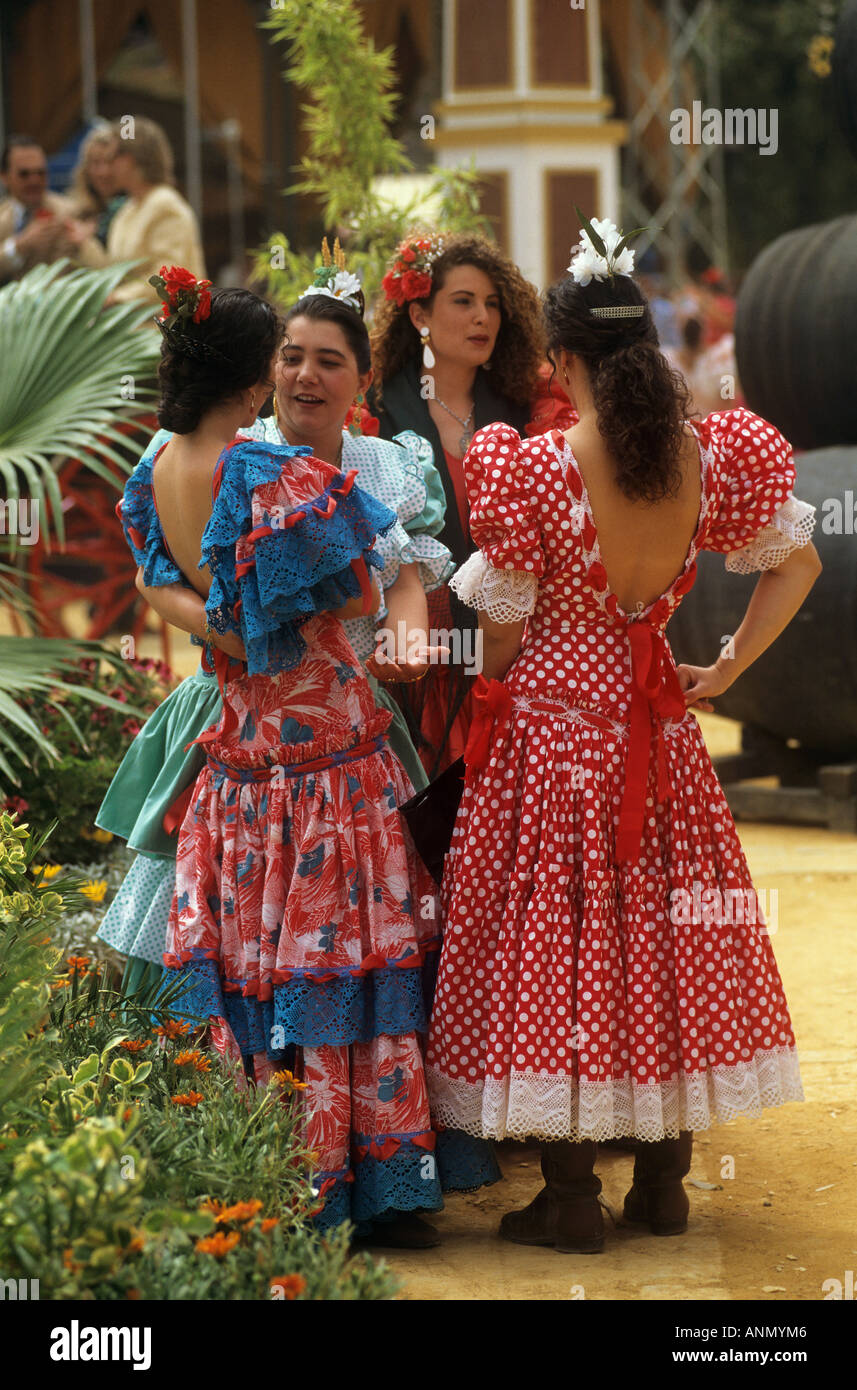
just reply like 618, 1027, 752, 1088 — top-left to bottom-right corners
426, 408, 816, 1143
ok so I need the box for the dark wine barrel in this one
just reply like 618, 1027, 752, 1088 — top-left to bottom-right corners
668, 446, 857, 755
834, 0, 857, 161
734, 217, 857, 452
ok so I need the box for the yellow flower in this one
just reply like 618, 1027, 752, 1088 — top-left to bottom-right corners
808, 34, 834, 78
271, 1068, 308, 1091
81, 880, 107, 903
41, 864, 62, 880
92, 828, 113, 844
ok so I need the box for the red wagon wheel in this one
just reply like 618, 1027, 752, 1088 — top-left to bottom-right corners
22, 417, 172, 666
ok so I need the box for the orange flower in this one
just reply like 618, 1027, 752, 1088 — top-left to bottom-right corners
120, 1039, 150, 1052
174, 1048, 209, 1071
154, 1019, 191, 1039
66, 955, 90, 977
62, 1247, 81, 1274
199, 1197, 225, 1217
126, 1288, 141, 1300
272, 1069, 308, 1091
122, 1108, 134, 1123
126, 1234, 145, 1253
261, 1217, 279, 1233
217, 1199, 263, 1224
171, 1091, 204, 1108
195, 1230, 240, 1258
270, 1274, 306, 1300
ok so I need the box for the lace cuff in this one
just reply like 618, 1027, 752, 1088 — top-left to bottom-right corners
450, 551, 538, 622
725, 495, 816, 574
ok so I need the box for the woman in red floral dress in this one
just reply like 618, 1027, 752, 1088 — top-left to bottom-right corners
425, 224, 821, 1254
119, 274, 497, 1245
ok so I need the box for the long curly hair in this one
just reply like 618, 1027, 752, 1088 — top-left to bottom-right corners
370, 234, 544, 406
542, 274, 694, 502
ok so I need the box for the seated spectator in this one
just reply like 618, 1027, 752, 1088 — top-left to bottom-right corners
0, 134, 104, 284
68, 124, 125, 247
107, 116, 205, 305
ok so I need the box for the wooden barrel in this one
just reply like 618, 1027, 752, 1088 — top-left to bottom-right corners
834, 0, 857, 160
668, 446, 857, 755
734, 217, 857, 452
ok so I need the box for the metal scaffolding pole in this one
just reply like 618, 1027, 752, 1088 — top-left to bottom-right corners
79, 0, 97, 126
181, 0, 203, 222
622, 0, 729, 284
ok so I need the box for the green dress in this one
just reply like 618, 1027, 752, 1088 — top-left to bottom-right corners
96, 421, 453, 984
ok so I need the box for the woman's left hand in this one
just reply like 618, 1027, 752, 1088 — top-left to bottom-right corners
365, 642, 449, 684
675, 661, 732, 712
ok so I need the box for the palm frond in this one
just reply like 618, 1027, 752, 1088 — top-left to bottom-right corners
0, 636, 141, 789
0, 260, 160, 551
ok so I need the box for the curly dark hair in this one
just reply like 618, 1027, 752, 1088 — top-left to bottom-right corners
542, 274, 693, 503
370, 233, 544, 406
157, 288, 284, 433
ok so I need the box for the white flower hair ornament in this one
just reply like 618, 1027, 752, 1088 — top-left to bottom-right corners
302, 237, 363, 314
569, 208, 648, 319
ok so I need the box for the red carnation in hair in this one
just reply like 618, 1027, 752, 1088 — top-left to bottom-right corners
401, 269, 432, 301
401, 245, 416, 264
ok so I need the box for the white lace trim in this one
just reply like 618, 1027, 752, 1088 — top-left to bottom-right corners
427, 1047, 803, 1142
725, 495, 816, 574
450, 551, 538, 622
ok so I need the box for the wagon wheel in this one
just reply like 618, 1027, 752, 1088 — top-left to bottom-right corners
22, 420, 172, 666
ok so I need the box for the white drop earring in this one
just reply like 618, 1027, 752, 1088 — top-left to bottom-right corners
420, 325, 435, 371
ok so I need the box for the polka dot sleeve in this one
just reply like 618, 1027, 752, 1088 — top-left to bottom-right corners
702, 407, 815, 569
449, 422, 545, 623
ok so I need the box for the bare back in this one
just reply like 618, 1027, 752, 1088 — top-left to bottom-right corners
562, 422, 703, 614
151, 438, 220, 599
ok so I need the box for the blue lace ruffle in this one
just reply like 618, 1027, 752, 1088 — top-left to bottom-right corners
200, 440, 396, 676
435, 1127, 503, 1193
162, 950, 438, 1050
313, 1129, 500, 1231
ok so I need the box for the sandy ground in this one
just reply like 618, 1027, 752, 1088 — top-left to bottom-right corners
21, 615, 857, 1302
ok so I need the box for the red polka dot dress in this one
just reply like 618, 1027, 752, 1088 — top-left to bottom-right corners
425, 409, 816, 1142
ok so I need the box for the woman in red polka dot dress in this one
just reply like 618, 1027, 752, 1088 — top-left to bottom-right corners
425, 221, 821, 1255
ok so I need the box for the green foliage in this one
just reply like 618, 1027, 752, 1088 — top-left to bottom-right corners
0, 259, 158, 551
2, 654, 170, 852
716, 1, 856, 269
254, 0, 491, 309
0, 819, 398, 1301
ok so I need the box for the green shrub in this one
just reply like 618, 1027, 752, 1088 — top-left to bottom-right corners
0, 817, 398, 1301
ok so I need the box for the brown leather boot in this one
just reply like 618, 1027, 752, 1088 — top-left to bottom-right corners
500, 1141, 604, 1254
623, 1130, 693, 1235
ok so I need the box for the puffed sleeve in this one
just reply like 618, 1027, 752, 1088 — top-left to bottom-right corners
370, 431, 455, 598
449, 421, 544, 623
117, 446, 185, 589
701, 407, 816, 571
200, 439, 396, 675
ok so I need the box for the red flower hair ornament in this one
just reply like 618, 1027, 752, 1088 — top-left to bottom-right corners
381, 234, 445, 307
149, 266, 230, 364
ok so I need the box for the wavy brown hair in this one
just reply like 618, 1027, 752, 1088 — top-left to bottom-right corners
370, 233, 544, 406
543, 273, 694, 502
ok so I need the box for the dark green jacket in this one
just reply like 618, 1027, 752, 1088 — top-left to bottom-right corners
369, 358, 530, 568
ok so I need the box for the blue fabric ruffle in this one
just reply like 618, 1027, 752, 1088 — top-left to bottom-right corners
200, 439, 397, 676
162, 950, 439, 1051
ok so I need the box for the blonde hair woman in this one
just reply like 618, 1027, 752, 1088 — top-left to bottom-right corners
107, 116, 205, 305
67, 124, 124, 245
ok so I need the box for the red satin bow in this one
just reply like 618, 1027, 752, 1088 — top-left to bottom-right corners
615, 620, 687, 864
463, 675, 513, 776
